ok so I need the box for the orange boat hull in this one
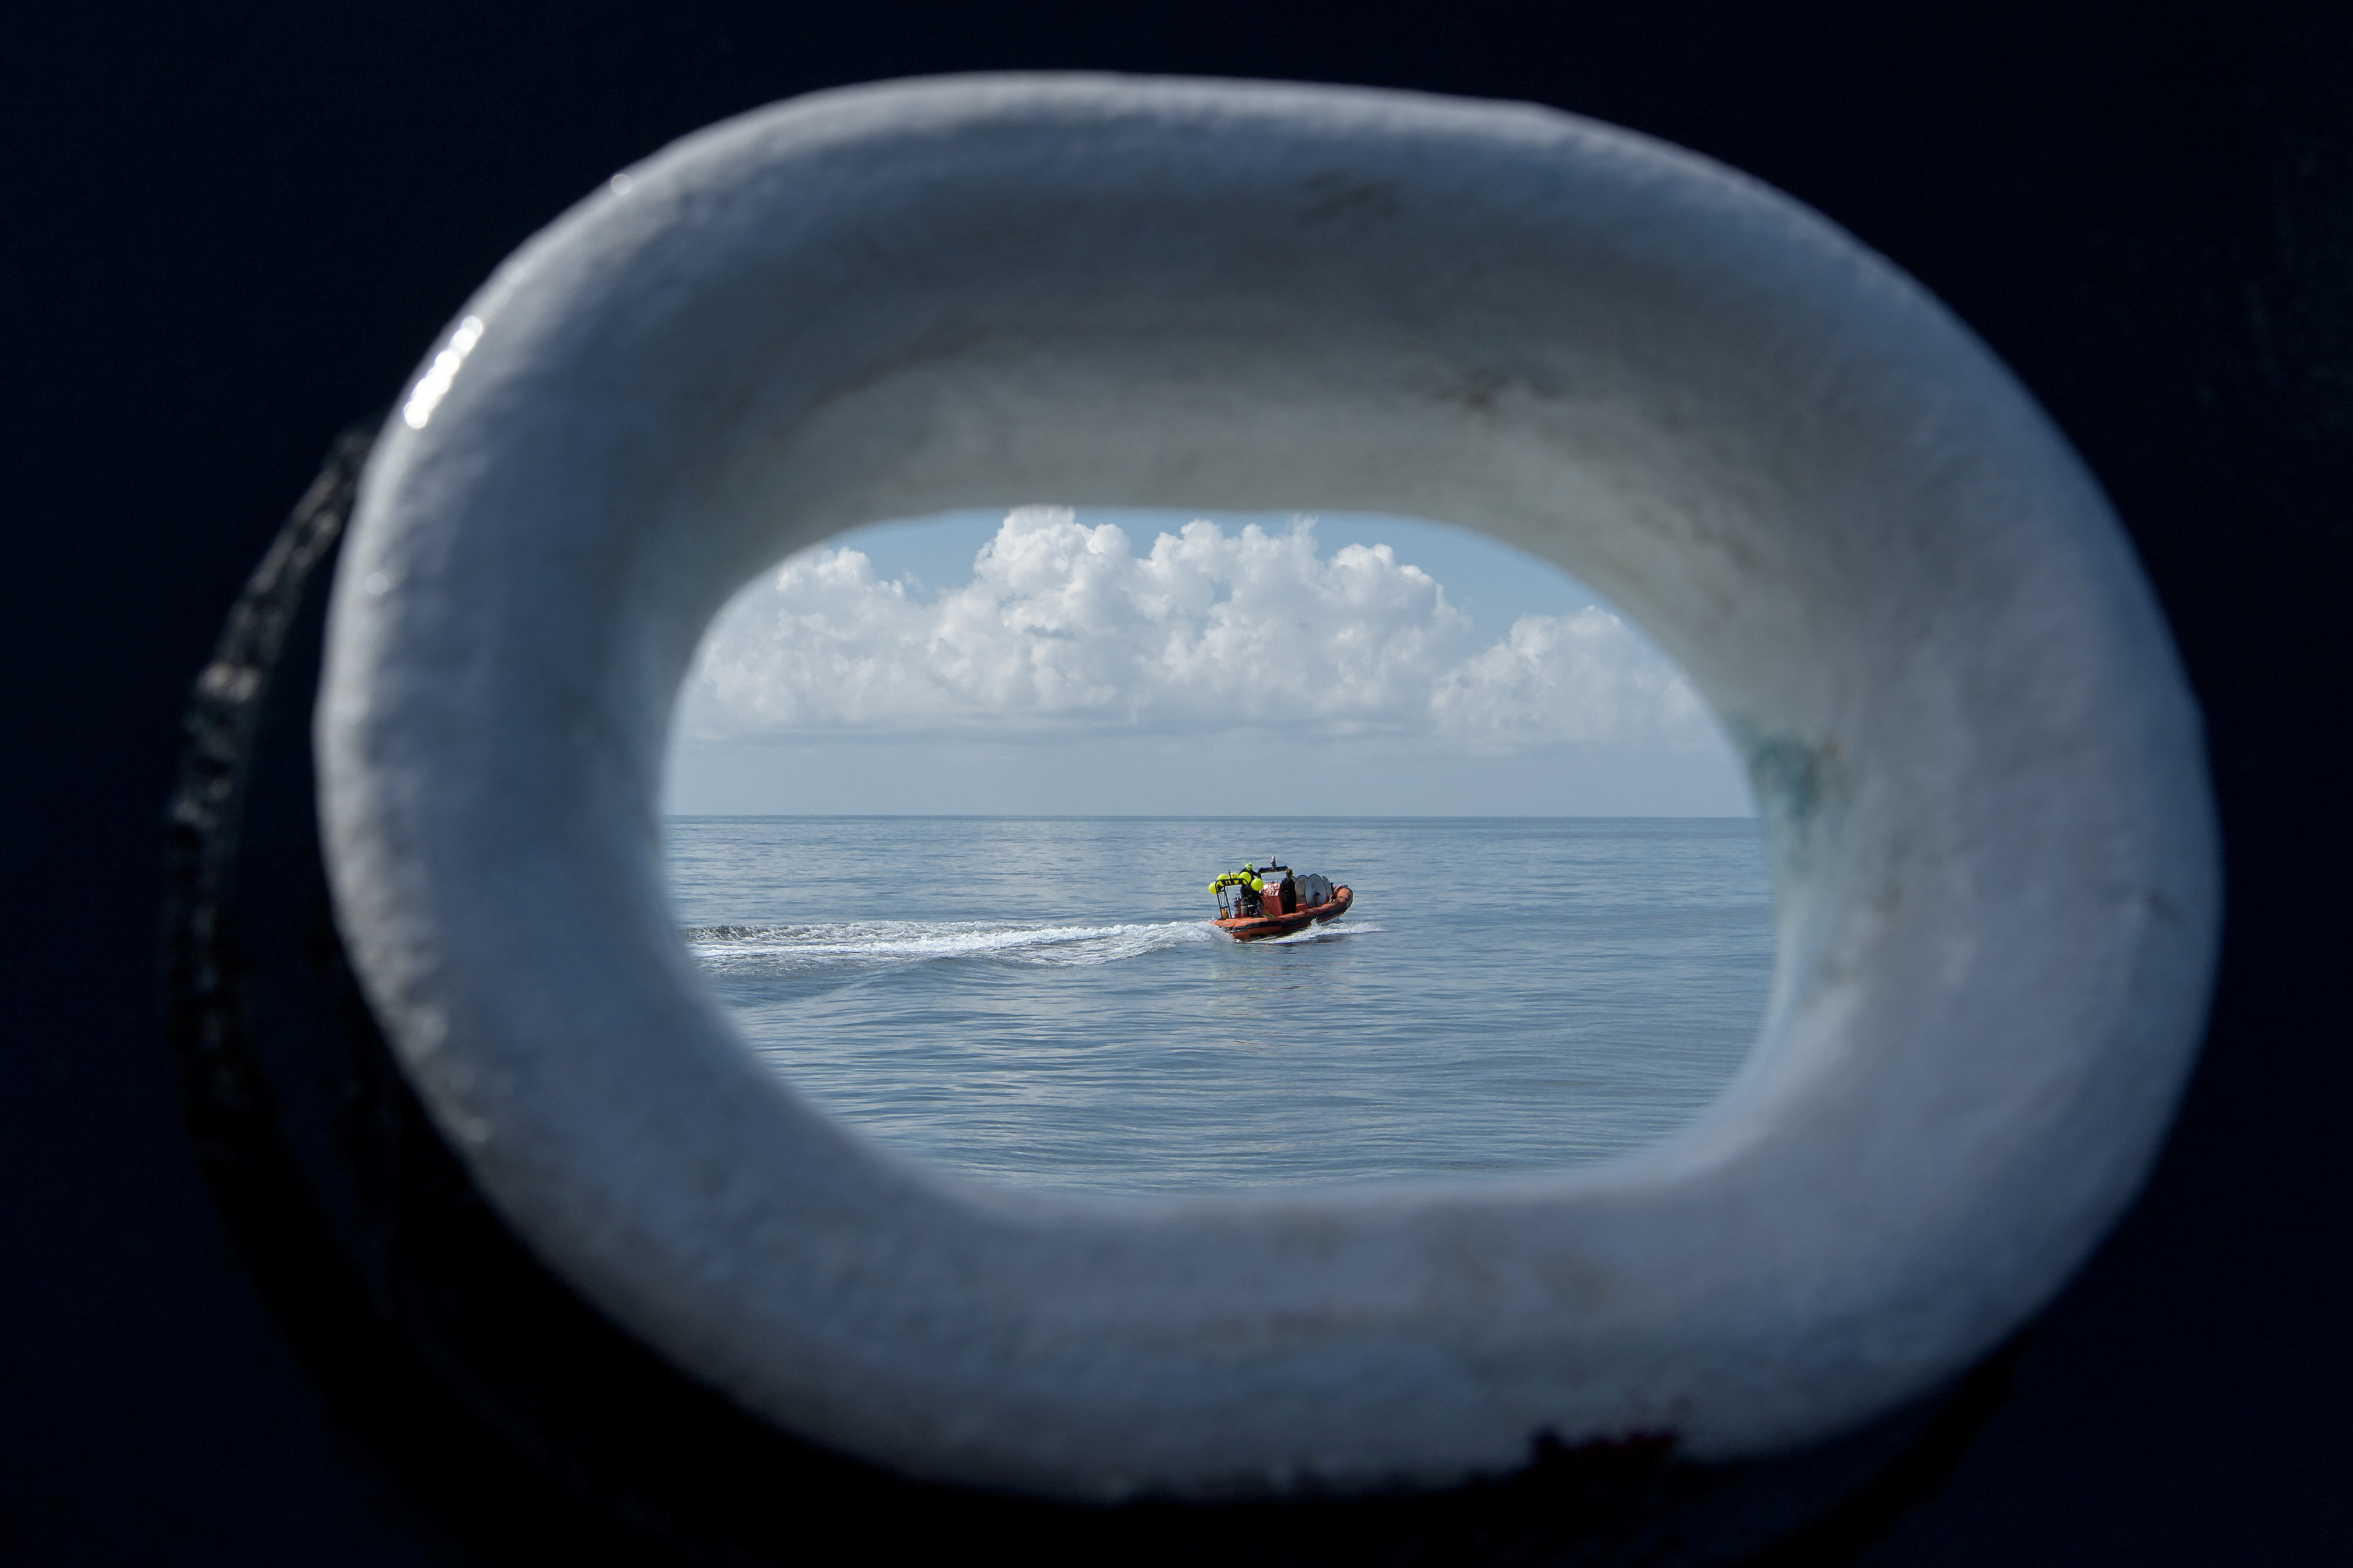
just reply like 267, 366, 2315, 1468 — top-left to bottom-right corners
1214, 885, 1352, 942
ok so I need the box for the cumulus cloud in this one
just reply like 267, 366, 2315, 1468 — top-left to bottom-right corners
679, 509, 1718, 752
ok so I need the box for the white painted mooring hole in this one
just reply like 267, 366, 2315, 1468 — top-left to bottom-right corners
318, 75, 2219, 1502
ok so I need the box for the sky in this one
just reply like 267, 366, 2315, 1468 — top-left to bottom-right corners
661, 509, 1754, 817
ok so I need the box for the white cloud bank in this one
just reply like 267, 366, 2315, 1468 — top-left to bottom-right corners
679, 509, 1722, 756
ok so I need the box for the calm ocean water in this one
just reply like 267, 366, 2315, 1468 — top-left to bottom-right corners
664, 816, 1773, 1196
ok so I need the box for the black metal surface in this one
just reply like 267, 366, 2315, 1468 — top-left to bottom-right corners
8, 3, 2349, 1562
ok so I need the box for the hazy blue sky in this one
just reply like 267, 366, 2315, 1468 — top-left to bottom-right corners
661, 509, 1754, 817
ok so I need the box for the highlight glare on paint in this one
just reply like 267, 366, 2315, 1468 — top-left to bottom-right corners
401, 316, 485, 429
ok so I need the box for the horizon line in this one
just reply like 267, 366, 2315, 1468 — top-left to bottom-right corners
661, 812, 1762, 822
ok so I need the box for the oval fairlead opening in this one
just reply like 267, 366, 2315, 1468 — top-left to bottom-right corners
662, 510, 1769, 1193
318, 75, 2219, 1502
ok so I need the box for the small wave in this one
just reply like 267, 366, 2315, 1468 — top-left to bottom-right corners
681, 918, 1219, 976
1259, 919, 1382, 945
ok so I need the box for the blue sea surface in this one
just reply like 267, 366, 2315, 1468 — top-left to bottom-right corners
664, 816, 1773, 1196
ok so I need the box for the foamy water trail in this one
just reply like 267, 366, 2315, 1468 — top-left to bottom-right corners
682, 918, 1221, 976
1259, 920, 1382, 945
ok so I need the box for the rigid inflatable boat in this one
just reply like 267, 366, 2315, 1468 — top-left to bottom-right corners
1208, 860, 1354, 942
